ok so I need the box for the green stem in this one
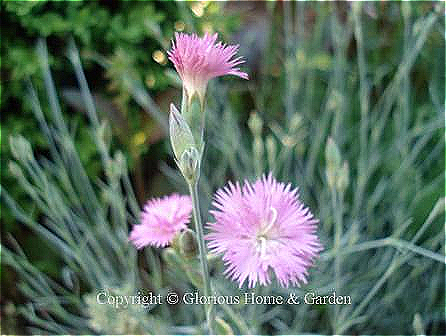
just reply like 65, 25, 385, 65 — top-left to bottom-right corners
331, 186, 343, 332
188, 180, 215, 334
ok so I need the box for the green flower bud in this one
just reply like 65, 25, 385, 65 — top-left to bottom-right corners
325, 137, 341, 170
185, 265, 204, 289
113, 151, 127, 176
327, 91, 343, 112
325, 137, 342, 190
412, 313, 424, 335
162, 247, 183, 269
248, 112, 263, 137
266, 135, 277, 171
215, 317, 234, 335
169, 103, 196, 161
289, 113, 303, 133
105, 152, 126, 180
337, 160, 350, 194
184, 93, 204, 146
9, 135, 34, 163
8, 161, 24, 179
206, 252, 220, 266
179, 229, 199, 259
401, 1, 411, 22
326, 169, 336, 191
178, 147, 200, 182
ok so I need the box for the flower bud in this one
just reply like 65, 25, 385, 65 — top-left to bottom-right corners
401, 1, 411, 22
266, 135, 277, 171
337, 160, 350, 194
326, 169, 336, 191
325, 137, 341, 170
9, 135, 34, 163
185, 264, 204, 288
325, 137, 342, 190
179, 229, 198, 259
248, 112, 262, 137
412, 313, 424, 335
162, 247, 183, 269
178, 147, 200, 182
215, 317, 234, 335
169, 103, 196, 161
327, 91, 343, 112
105, 152, 126, 180
206, 252, 220, 266
114, 151, 127, 174
9, 161, 24, 179
182, 93, 205, 147
289, 113, 303, 133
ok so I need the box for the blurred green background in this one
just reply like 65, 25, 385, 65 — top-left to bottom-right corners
1, 1, 445, 335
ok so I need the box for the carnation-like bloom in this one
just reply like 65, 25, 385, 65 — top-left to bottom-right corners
129, 193, 193, 248
206, 174, 322, 288
167, 32, 248, 101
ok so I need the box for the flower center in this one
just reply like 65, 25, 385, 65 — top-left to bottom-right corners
255, 207, 278, 260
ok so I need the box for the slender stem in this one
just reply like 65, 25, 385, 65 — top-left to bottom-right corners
353, 4, 369, 222
188, 180, 215, 334
331, 186, 342, 328
283, 0, 293, 121
353, 3, 369, 167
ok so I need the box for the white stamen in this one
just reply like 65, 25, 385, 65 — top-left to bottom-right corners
257, 237, 267, 260
262, 207, 277, 235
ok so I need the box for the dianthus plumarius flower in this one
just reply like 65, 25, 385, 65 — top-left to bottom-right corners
167, 32, 248, 100
206, 174, 322, 288
129, 193, 193, 248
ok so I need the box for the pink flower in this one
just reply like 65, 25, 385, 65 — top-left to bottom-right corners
129, 193, 193, 248
167, 32, 248, 100
206, 174, 322, 288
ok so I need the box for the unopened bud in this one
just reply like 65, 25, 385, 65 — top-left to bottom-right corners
337, 160, 349, 194
183, 93, 204, 147
412, 313, 424, 336
215, 317, 234, 335
326, 169, 336, 190
248, 112, 263, 137
325, 137, 342, 190
9, 161, 24, 179
106, 152, 126, 180
185, 264, 204, 288
266, 135, 277, 170
114, 151, 127, 174
169, 103, 196, 161
327, 91, 343, 112
9, 135, 34, 163
179, 229, 198, 259
162, 248, 183, 269
289, 113, 303, 132
401, 1, 411, 21
325, 137, 341, 170
179, 147, 200, 182
207, 252, 220, 266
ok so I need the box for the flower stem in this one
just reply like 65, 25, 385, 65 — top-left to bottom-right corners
188, 180, 215, 334
331, 186, 344, 332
